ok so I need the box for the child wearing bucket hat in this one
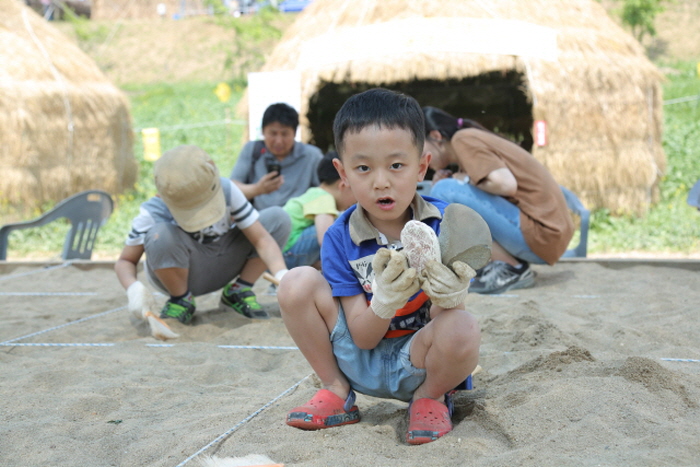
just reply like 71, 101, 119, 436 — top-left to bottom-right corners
115, 145, 291, 324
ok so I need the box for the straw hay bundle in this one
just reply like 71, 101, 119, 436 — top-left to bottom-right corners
240, 0, 665, 215
1, 0, 136, 212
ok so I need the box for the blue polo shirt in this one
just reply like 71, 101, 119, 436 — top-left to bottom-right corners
321, 195, 448, 338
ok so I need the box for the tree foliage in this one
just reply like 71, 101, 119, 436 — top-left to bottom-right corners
615, 0, 669, 42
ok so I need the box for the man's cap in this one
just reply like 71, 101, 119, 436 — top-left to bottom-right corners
154, 145, 225, 233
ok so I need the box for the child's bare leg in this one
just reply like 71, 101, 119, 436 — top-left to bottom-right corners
409, 309, 481, 401
153, 267, 189, 296
490, 241, 519, 266
278, 266, 351, 399
237, 257, 265, 284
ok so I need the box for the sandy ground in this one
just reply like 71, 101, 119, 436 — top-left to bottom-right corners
4, 8, 700, 465
1, 259, 699, 467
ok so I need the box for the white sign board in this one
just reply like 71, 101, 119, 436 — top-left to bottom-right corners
247, 71, 302, 141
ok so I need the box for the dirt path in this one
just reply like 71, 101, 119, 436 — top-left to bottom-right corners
54, 15, 295, 85
53, 2, 700, 87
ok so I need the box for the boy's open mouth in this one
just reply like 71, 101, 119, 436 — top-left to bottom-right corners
376, 197, 396, 210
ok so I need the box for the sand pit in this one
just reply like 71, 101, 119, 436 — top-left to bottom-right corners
1, 259, 699, 466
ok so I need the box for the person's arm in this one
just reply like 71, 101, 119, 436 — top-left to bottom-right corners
338, 293, 392, 349
115, 244, 144, 290
313, 213, 336, 246
230, 142, 284, 200
341, 248, 420, 350
232, 174, 284, 201
475, 167, 517, 197
453, 131, 517, 197
115, 244, 154, 319
241, 220, 287, 276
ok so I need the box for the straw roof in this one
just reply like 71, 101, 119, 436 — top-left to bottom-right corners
245, 0, 666, 215
1, 0, 136, 212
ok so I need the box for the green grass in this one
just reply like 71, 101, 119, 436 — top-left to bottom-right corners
587, 61, 700, 255
3, 63, 700, 260
1, 81, 247, 260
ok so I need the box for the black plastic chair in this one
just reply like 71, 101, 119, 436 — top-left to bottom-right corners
0, 190, 114, 261
560, 186, 590, 258
687, 179, 700, 211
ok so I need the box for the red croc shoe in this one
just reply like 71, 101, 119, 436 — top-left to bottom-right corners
287, 389, 360, 430
406, 393, 454, 445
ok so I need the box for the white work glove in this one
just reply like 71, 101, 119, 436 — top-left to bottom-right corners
370, 248, 421, 319
126, 280, 156, 320
420, 260, 476, 309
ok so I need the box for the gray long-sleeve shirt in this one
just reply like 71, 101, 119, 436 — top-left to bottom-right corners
230, 141, 323, 210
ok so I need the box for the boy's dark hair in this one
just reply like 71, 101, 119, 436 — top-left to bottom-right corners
262, 103, 299, 131
332, 88, 425, 156
317, 151, 341, 184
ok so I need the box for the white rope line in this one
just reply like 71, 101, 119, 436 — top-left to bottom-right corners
173, 374, 311, 467
0, 262, 73, 282
483, 351, 700, 365
0, 343, 115, 347
133, 119, 246, 133
93, 0, 137, 57
1, 342, 299, 350
218, 345, 299, 350
0, 292, 96, 296
496, 348, 566, 355
5, 342, 696, 362
0, 305, 126, 345
133, 95, 693, 134
484, 293, 600, 299
664, 95, 700, 106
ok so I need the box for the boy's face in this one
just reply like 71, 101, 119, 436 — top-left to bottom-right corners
337, 180, 357, 211
333, 125, 430, 232
262, 122, 296, 159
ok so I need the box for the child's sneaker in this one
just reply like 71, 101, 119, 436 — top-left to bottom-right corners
469, 261, 535, 295
221, 284, 269, 319
160, 295, 196, 324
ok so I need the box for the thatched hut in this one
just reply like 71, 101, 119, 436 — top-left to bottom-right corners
245, 0, 665, 215
1, 0, 136, 212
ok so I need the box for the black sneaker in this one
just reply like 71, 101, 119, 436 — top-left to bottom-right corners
160, 295, 196, 324
221, 284, 270, 319
469, 261, 535, 294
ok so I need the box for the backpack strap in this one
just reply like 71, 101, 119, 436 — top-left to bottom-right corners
246, 140, 267, 184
